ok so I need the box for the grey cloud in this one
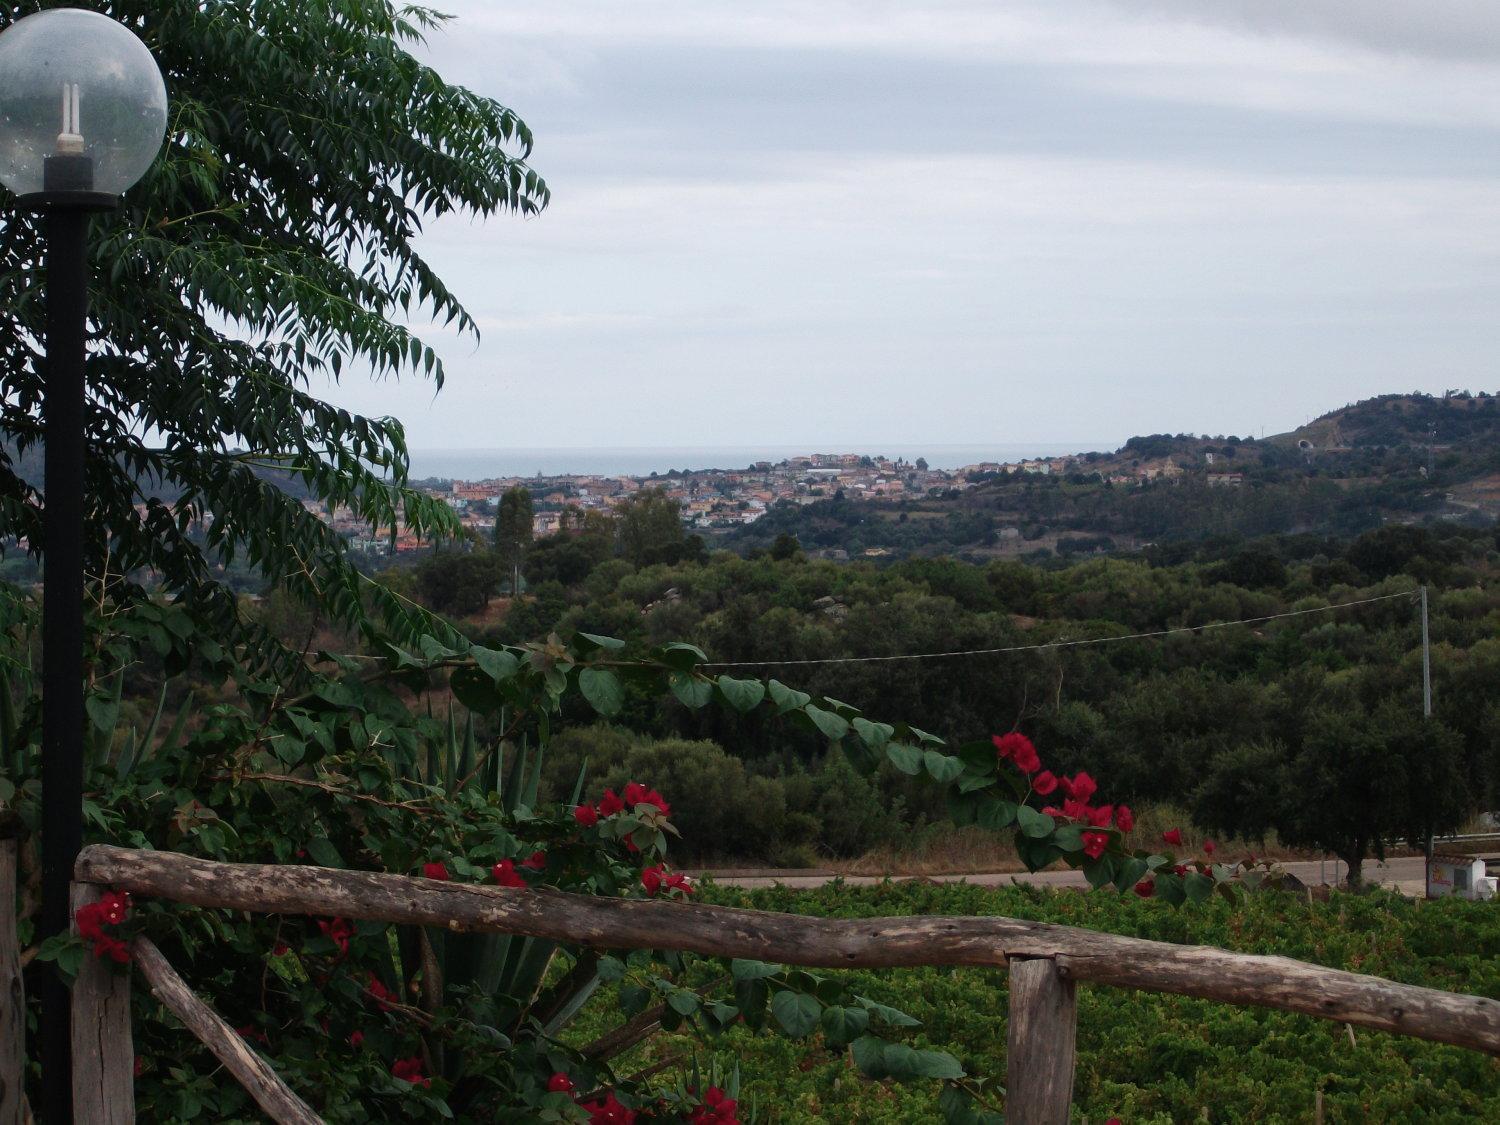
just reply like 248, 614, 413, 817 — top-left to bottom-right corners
1114, 0, 1500, 64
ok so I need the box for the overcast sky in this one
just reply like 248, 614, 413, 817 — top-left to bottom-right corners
322, 1, 1500, 452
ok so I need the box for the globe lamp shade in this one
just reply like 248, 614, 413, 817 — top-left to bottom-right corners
0, 8, 166, 198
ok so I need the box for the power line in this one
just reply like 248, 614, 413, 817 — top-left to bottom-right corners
700, 590, 1417, 669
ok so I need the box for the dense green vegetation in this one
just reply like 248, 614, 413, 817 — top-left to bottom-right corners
440, 520, 1500, 880
571, 879, 1500, 1122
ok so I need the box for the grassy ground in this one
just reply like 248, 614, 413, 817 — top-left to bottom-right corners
565, 881, 1500, 1122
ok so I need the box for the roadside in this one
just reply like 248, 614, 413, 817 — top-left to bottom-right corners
698, 855, 1437, 896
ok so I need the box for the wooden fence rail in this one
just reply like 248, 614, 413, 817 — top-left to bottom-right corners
16, 841, 1500, 1124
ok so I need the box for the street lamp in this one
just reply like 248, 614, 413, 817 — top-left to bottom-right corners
0, 8, 166, 1117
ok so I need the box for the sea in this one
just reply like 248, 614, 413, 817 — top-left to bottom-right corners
406, 443, 1108, 481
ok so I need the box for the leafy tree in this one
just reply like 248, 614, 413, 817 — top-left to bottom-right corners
617, 486, 686, 566
414, 549, 500, 616
769, 532, 802, 561
493, 485, 534, 593
0, 0, 549, 673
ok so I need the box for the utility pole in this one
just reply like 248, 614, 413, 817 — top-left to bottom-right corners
1421, 585, 1434, 894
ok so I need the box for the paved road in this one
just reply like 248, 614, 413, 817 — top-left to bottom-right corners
710, 855, 1431, 895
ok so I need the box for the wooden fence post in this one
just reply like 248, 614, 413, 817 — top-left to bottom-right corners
70, 883, 133, 1124
1, 816, 26, 1125
1006, 955, 1077, 1125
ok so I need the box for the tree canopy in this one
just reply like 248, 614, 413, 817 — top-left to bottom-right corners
0, 0, 548, 676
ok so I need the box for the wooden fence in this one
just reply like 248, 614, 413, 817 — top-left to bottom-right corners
3, 841, 1499, 1124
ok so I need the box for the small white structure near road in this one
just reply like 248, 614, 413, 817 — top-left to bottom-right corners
1427, 855, 1491, 900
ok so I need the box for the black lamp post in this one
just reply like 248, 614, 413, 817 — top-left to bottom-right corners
0, 9, 166, 1119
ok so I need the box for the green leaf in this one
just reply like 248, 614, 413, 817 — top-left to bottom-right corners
470, 645, 520, 681
1116, 856, 1149, 893
852, 717, 894, 748
731, 958, 780, 981
885, 742, 923, 775
715, 676, 765, 713
923, 751, 964, 783
594, 956, 625, 983
855, 994, 921, 1027
305, 837, 343, 868
956, 772, 996, 794
1158, 873, 1187, 905
907, 725, 946, 746
1015, 804, 1055, 839
1052, 824, 1085, 852
655, 642, 707, 671
576, 632, 626, 652
1084, 853, 1117, 889
667, 990, 700, 1016
850, 1035, 888, 1077
1184, 871, 1214, 904
771, 990, 821, 1037
578, 668, 624, 717
820, 1005, 870, 1045
450, 665, 505, 713
908, 1049, 966, 1080
976, 798, 1018, 831
768, 679, 812, 713
804, 705, 850, 742
669, 673, 713, 710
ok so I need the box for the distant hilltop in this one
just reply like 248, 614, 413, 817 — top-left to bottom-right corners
727, 391, 1500, 561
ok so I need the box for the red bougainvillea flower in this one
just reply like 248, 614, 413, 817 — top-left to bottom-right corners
366, 974, 395, 1012
1203, 839, 1217, 855
1061, 797, 1093, 822
690, 1085, 741, 1123
579, 1091, 637, 1124
94, 935, 130, 963
1133, 879, 1156, 899
663, 871, 694, 896
992, 732, 1040, 773
1115, 805, 1135, 832
349, 1030, 365, 1048
1087, 804, 1114, 829
133, 1056, 146, 1078
1081, 830, 1109, 860
1162, 828, 1183, 847
235, 1024, 270, 1046
1032, 770, 1059, 796
547, 1072, 575, 1093
622, 780, 672, 816
597, 789, 625, 817
521, 850, 547, 871
492, 859, 527, 888
317, 917, 353, 958
421, 862, 450, 881
641, 864, 664, 896
574, 803, 599, 828
1107, 1119, 1122, 1125
272, 942, 290, 957
623, 834, 641, 854
100, 890, 130, 925
1061, 771, 1098, 803
1173, 863, 1188, 876
391, 1056, 431, 1088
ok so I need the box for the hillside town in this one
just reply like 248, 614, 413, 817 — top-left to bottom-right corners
319, 451, 1091, 555
310, 446, 1252, 557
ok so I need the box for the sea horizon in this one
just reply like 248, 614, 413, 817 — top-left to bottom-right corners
406, 442, 1115, 481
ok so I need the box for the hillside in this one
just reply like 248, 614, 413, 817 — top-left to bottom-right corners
727, 392, 1500, 561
